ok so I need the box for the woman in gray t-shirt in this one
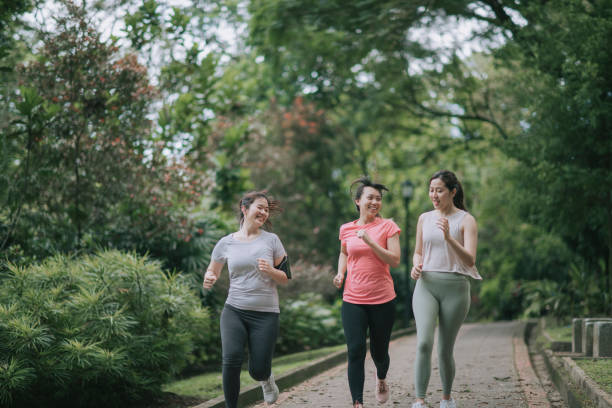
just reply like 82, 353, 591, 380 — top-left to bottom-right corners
203, 191, 290, 408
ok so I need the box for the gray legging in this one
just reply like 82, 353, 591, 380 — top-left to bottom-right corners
220, 304, 279, 408
413, 271, 470, 398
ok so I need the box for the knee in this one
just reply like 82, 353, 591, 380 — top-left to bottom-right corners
222, 351, 244, 368
249, 366, 270, 381
347, 341, 367, 362
438, 346, 454, 363
417, 339, 433, 356
370, 345, 389, 363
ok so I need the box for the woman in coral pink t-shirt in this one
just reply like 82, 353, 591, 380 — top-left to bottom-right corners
333, 177, 401, 408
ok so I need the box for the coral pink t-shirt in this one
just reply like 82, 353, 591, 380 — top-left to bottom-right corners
339, 217, 400, 304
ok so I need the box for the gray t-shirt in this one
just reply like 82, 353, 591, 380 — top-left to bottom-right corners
211, 230, 286, 313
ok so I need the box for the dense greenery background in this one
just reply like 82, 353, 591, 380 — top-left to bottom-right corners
1, 0, 610, 406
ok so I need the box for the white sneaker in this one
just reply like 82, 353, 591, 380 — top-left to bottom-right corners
412, 403, 428, 408
440, 398, 456, 408
261, 373, 279, 404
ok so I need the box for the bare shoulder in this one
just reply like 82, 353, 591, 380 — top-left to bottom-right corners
462, 212, 477, 228
419, 211, 434, 222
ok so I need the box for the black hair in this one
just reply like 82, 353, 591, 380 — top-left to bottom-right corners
429, 170, 466, 211
350, 176, 389, 214
238, 190, 281, 229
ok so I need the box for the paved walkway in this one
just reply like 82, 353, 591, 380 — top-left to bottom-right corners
250, 321, 529, 407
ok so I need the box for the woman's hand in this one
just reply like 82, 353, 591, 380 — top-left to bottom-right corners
203, 270, 218, 289
436, 217, 450, 240
410, 263, 423, 280
356, 229, 373, 245
333, 272, 344, 288
257, 258, 274, 275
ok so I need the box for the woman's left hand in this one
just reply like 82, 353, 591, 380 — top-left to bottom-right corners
436, 217, 450, 240
257, 258, 273, 275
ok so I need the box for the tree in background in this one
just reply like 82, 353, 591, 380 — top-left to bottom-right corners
0, 1, 216, 276
244, 0, 612, 316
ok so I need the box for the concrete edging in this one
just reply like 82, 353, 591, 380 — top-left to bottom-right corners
513, 320, 551, 407
538, 326, 612, 408
192, 327, 415, 408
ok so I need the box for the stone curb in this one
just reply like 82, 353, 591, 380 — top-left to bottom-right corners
514, 320, 551, 407
192, 327, 415, 408
538, 328, 612, 408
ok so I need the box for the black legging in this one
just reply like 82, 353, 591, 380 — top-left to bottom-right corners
220, 304, 280, 408
341, 299, 396, 404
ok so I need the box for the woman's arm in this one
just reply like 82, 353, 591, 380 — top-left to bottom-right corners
437, 213, 478, 266
360, 230, 401, 268
411, 214, 424, 279
203, 260, 224, 288
257, 256, 289, 285
333, 243, 348, 288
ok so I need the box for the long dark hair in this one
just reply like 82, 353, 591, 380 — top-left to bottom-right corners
429, 170, 467, 211
238, 190, 281, 229
350, 176, 389, 214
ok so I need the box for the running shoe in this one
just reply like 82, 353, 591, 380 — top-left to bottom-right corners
375, 376, 389, 403
439, 398, 456, 408
260, 373, 279, 404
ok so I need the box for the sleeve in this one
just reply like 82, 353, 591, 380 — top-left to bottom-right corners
272, 234, 286, 259
339, 224, 347, 244
211, 237, 228, 263
385, 219, 401, 238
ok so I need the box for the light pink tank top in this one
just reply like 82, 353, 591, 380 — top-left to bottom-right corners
421, 210, 482, 280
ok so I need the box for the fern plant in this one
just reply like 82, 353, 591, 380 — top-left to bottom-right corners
0, 250, 210, 407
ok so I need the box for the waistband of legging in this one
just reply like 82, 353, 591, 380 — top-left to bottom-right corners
422, 270, 469, 281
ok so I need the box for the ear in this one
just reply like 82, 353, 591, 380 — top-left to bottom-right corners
241, 205, 248, 216
450, 188, 457, 198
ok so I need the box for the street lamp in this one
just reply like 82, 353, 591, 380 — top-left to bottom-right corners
402, 180, 414, 326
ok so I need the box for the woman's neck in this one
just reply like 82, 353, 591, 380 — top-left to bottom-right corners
437, 205, 458, 217
357, 214, 377, 225
236, 223, 260, 239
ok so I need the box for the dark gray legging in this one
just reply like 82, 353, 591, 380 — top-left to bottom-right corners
220, 304, 279, 408
341, 299, 396, 405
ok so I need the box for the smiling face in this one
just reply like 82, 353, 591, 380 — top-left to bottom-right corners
429, 178, 456, 211
355, 186, 383, 218
242, 197, 269, 228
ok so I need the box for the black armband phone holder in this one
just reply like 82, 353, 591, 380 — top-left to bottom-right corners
275, 255, 291, 279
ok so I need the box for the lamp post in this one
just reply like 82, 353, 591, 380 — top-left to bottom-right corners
402, 180, 414, 326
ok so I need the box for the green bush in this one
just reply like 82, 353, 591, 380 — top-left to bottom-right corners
276, 294, 344, 355
0, 250, 210, 407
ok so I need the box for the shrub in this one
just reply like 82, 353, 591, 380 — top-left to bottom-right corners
276, 294, 344, 355
0, 250, 210, 407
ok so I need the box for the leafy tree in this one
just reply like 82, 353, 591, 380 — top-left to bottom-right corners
244, 0, 612, 314
498, 2, 612, 312
1, 2, 216, 275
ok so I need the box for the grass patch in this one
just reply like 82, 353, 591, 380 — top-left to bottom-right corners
575, 359, 612, 394
163, 344, 345, 400
545, 325, 572, 342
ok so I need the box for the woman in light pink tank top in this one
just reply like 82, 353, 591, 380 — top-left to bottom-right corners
409, 170, 481, 408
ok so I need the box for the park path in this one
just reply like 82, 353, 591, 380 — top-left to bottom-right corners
249, 321, 529, 407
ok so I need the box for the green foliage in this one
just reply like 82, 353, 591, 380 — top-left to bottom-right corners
0, 2, 217, 279
521, 261, 609, 319
277, 294, 344, 355
0, 250, 210, 407
246, 96, 354, 262
494, 1, 612, 308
